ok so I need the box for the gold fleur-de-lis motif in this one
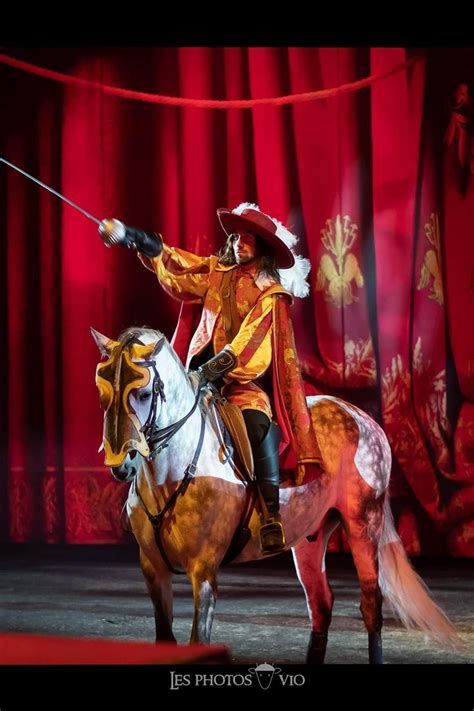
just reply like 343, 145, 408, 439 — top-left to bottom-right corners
417, 212, 444, 305
315, 215, 364, 307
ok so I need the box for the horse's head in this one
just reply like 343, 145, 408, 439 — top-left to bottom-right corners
91, 326, 166, 481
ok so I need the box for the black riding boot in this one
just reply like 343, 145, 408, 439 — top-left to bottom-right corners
242, 411, 286, 553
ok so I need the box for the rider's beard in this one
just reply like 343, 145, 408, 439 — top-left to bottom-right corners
235, 253, 260, 267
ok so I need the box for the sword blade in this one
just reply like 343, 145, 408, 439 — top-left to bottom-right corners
0, 157, 101, 225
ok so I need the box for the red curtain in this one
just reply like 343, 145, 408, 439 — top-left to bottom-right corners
1, 47, 473, 554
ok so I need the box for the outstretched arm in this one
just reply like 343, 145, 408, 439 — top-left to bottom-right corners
99, 218, 214, 303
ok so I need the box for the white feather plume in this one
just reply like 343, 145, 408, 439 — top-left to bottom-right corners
231, 202, 311, 298
279, 254, 311, 298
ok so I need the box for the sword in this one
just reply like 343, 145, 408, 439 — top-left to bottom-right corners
0, 156, 102, 225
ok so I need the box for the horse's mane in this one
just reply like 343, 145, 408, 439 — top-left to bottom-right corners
117, 325, 159, 343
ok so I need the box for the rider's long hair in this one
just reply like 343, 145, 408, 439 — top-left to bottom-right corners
218, 233, 280, 282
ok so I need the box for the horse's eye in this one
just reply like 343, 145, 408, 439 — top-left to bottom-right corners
139, 391, 151, 402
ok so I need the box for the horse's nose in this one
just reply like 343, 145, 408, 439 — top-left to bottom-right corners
111, 466, 135, 482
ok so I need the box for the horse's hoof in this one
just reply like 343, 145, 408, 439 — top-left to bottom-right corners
368, 632, 383, 664
306, 631, 328, 664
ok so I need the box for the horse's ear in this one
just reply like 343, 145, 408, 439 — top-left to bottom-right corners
90, 327, 118, 357
130, 341, 160, 362
130, 337, 164, 362
151, 337, 165, 357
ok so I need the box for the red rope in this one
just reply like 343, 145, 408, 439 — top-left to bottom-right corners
0, 52, 424, 109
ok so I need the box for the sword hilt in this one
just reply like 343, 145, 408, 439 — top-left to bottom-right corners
99, 218, 135, 249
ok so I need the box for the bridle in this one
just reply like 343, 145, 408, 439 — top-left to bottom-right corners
114, 333, 203, 460
142, 363, 203, 460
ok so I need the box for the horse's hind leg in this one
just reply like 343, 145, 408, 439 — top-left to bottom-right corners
342, 498, 385, 664
292, 511, 341, 664
139, 549, 176, 643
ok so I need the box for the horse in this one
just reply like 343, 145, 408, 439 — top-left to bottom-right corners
91, 325, 459, 664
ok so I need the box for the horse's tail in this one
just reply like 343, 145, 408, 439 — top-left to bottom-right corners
378, 496, 463, 649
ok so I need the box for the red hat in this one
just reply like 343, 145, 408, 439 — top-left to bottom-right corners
217, 204, 295, 269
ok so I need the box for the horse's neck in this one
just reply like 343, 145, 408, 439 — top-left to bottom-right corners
144, 347, 236, 487
147, 348, 204, 485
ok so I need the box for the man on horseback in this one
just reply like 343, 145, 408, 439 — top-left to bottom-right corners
98, 203, 321, 553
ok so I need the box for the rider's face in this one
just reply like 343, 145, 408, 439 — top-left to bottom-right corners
232, 232, 258, 265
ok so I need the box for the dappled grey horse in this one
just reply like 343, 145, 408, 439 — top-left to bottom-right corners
92, 326, 459, 663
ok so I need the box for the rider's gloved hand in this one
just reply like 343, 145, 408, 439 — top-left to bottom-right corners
188, 349, 237, 391
99, 218, 163, 258
197, 349, 237, 383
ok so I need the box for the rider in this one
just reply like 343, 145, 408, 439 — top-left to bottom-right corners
99, 203, 321, 553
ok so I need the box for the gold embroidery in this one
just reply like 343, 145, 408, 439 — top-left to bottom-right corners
381, 347, 450, 471
412, 337, 451, 469
325, 338, 376, 385
381, 355, 421, 462
316, 215, 364, 307
417, 212, 444, 305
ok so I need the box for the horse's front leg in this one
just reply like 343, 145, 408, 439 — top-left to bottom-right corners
140, 549, 176, 643
189, 563, 218, 643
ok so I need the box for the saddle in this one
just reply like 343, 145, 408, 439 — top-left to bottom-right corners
213, 396, 254, 481
212, 394, 322, 487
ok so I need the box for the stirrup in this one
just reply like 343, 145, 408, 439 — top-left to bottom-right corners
259, 517, 286, 553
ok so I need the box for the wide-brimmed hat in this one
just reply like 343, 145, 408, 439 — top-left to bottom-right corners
217, 203, 312, 298
217, 204, 295, 269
